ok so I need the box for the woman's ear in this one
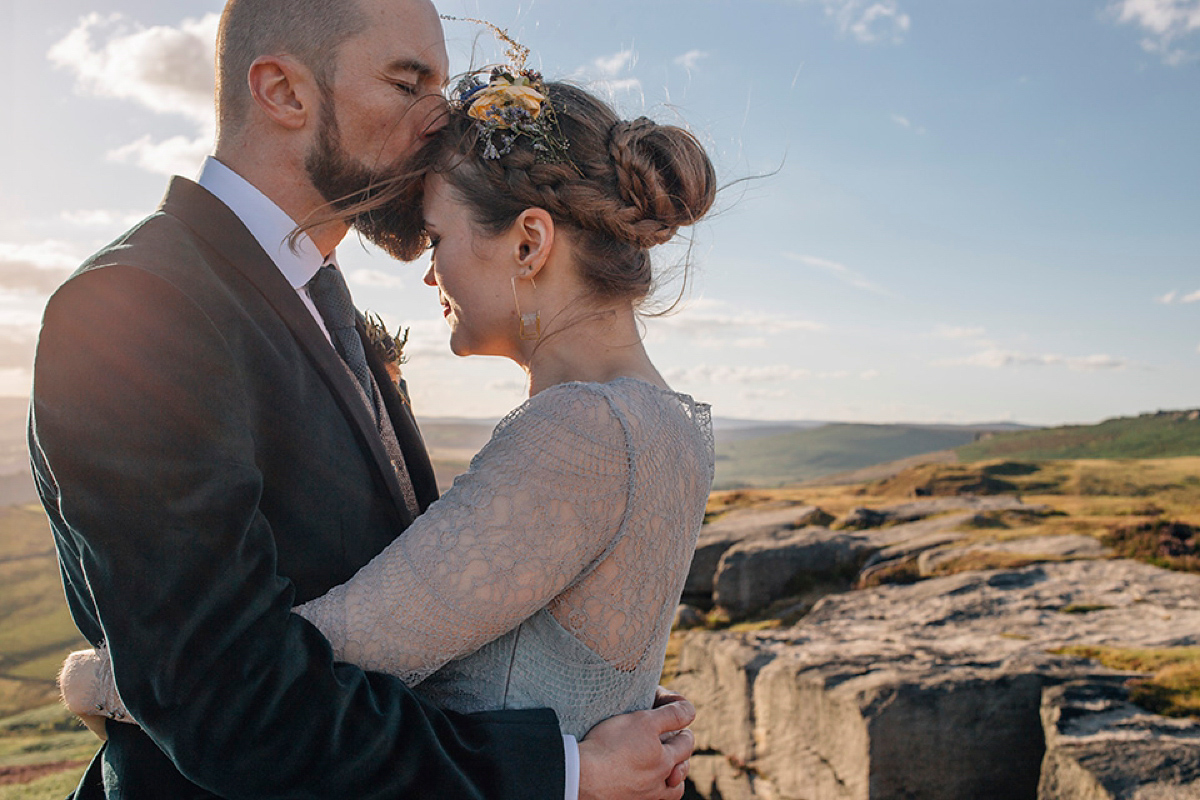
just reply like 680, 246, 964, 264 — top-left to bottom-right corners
512, 208, 555, 279
247, 55, 319, 131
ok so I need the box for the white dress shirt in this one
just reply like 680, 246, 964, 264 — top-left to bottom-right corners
193, 156, 581, 800
196, 157, 334, 344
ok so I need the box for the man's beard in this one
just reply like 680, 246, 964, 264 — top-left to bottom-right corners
305, 102, 428, 261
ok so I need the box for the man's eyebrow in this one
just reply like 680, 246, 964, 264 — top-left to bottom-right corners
384, 58, 436, 79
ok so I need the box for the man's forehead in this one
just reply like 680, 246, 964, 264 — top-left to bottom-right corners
354, 0, 449, 81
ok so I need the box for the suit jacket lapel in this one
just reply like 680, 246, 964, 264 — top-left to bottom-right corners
157, 177, 417, 523
360, 327, 440, 511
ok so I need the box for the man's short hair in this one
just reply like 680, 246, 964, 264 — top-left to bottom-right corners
216, 0, 370, 132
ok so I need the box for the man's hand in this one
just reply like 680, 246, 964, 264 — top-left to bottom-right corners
578, 694, 696, 800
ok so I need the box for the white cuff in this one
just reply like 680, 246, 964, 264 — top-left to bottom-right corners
562, 734, 579, 800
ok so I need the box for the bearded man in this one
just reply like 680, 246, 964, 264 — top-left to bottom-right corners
29, 0, 694, 797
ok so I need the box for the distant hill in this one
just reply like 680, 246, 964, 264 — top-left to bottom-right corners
957, 409, 1200, 462
713, 423, 1007, 489
416, 416, 838, 489
0, 505, 87, 718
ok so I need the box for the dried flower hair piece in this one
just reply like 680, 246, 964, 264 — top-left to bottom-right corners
439, 15, 530, 70
438, 16, 571, 164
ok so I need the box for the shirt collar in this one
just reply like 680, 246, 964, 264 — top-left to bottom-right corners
196, 156, 337, 288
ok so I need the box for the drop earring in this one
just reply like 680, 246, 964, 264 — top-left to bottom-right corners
511, 275, 541, 340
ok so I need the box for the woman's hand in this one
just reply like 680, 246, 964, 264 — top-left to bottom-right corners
59, 647, 129, 739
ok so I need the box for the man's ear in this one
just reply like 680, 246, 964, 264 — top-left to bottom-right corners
512, 208, 555, 279
247, 55, 320, 131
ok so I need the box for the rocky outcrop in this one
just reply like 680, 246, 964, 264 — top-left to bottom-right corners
917, 533, 1110, 576
833, 495, 1041, 530
712, 528, 875, 618
687, 496, 1075, 618
674, 560, 1200, 800
686, 507, 827, 608
1039, 680, 1200, 799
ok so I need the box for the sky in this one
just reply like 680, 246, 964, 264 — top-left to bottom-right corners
1, 0, 1198, 425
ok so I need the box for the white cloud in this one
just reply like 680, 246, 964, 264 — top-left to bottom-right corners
742, 388, 792, 400
348, 269, 406, 290
49, 13, 217, 176
0, 368, 33, 398
933, 325, 987, 340
1112, 0, 1200, 64
384, 317, 455, 362
61, 209, 143, 228
1160, 288, 1200, 304
806, 0, 912, 44
107, 133, 212, 177
667, 364, 812, 384
485, 379, 526, 395
0, 241, 81, 293
667, 363, 882, 385
578, 49, 643, 99
783, 252, 888, 295
674, 50, 710, 70
936, 348, 1129, 371
891, 113, 926, 134
594, 50, 637, 76
652, 298, 825, 347
48, 13, 218, 123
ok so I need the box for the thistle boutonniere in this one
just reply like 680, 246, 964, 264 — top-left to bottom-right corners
363, 312, 410, 398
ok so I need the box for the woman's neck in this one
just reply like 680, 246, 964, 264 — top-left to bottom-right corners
522, 304, 667, 397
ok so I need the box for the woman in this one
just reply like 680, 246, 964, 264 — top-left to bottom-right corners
61, 70, 716, 739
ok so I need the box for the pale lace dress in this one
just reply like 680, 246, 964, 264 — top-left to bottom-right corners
65, 378, 714, 739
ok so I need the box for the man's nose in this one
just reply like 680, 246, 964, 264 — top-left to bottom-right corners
420, 96, 450, 138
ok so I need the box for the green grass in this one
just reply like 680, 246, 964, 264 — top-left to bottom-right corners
714, 424, 979, 489
0, 507, 87, 719
0, 768, 88, 800
1052, 645, 1200, 718
0, 704, 96, 798
959, 410, 1200, 462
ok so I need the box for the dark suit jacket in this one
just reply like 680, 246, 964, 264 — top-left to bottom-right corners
28, 177, 564, 799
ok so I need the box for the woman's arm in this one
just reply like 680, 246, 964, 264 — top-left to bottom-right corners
295, 383, 633, 683
59, 384, 633, 715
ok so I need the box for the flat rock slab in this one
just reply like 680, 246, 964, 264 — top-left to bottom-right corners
674, 560, 1200, 800
1040, 680, 1200, 799
919, 533, 1111, 575
835, 495, 1042, 530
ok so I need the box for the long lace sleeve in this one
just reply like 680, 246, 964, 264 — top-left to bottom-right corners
294, 383, 632, 685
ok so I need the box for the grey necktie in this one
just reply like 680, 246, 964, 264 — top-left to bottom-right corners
307, 264, 377, 420
307, 264, 420, 517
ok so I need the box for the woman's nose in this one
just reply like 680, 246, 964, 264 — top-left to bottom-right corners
423, 263, 437, 286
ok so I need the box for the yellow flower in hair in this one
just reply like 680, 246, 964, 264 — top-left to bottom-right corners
467, 76, 547, 125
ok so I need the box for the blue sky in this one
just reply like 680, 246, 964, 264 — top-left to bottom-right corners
1, 0, 1197, 424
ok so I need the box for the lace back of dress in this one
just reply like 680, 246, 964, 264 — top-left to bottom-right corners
549, 381, 714, 672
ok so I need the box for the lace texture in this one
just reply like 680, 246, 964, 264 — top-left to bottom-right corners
60, 378, 713, 739
295, 378, 713, 736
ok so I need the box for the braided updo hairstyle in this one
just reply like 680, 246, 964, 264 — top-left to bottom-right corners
362, 82, 716, 303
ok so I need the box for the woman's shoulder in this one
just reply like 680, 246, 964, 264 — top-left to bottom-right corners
498, 377, 704, 433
